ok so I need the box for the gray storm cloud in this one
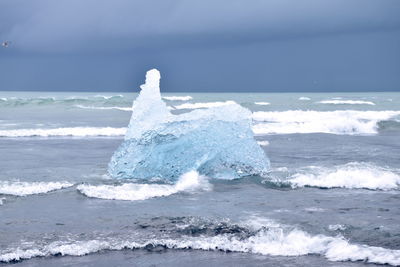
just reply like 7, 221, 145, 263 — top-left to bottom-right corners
1, 0, 400, 53
0, 0, 399, 92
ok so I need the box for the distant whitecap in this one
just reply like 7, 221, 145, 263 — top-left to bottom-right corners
318, 100, 375, 105
254, 102, 270, 106
173, 101, 236, 110
75, 105, 132, 111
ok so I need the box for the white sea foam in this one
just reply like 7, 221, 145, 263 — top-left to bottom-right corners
163, 229, 400, 266
273, 209, 291, 213
0, 181, 73, 196
304, 207, 325, 212
0, 127, 127, 137
65, 96, 89, 100
0, 240, 147, 262
162, 96, 193, 101
75, 105, 132, 111
173, 101, 236, 110
1, 219, 400, 266
257, 140, 270, 146
94, 95, 124, 100
289, 163, 400, 190
328, 224, 347, 231
255, 102, 270, 106
299, 97, 311, 101
252, 110, 400, 135
2, 110, 399, 138
319, 100, 376, 105
77, 171, 211, 201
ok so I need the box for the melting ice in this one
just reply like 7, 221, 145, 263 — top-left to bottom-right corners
108, 69, 269, 180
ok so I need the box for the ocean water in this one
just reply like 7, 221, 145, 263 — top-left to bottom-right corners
0, 91, 400, 266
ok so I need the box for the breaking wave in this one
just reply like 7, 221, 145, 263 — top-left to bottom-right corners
0, 181, 73, 196
162, 96, 193, 101
0, 127, 127, 137
288, 162, 400, 190
77, 171, 211, 201
173, 101, 237, 110
252, 110, 400, 135
1, 217, 399, 266
318, 100, 376, 105
2, 111, 400, 138
299, 97, 311, 101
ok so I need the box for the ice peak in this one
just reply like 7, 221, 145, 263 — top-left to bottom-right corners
141, 68, 161, 91
124, 68, 170, 140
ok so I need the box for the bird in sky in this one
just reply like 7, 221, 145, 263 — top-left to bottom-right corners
2, 41, 11, 48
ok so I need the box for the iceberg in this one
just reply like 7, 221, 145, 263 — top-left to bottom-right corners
108, 69, 270, 180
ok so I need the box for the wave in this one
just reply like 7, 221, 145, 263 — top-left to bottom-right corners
318, 100, 376, 105
254, 102, 270, 106
0, 181, 73, 196
0, 96, 56, 106
252, 110, 400, 135
2, 110, 399, 138
299, 97, 311, 101
162, 96, 193, 101
304, 207, 325, 212
0, 127, 127, 137
1, 217, 399, 266
378, 120, 400, 131
173, 101, 236, 110
94, 95, 124, 100
77, 171, 211, 201
0, 95, 128, 107
328, 224, 347, 231
288, 162, 400, 190
257, 140, 270, 146
0, 197, 5, 205
75, 105, 132, 111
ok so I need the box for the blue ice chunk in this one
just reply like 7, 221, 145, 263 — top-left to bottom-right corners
108, 69, 270, 180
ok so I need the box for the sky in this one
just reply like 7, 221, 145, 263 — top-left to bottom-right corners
0, 0, 400, 92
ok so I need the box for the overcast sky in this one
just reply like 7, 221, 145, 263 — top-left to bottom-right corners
1, 0, 399, 92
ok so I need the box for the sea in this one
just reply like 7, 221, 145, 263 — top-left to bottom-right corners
0, 91, 399, 266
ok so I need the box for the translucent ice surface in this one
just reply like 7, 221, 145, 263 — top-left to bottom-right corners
108, 69, 270, 181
